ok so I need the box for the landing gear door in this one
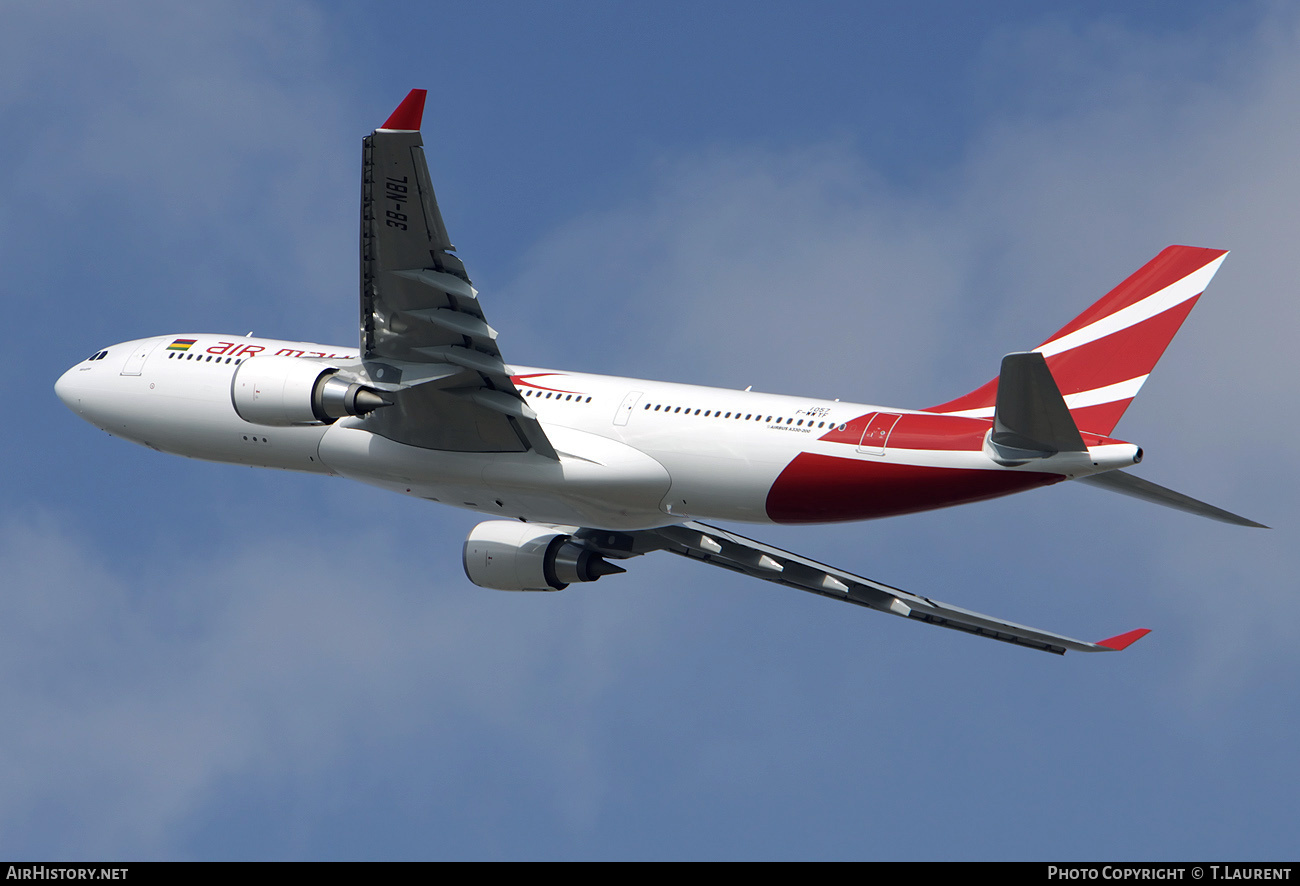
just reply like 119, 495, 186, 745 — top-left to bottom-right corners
613, 391, 642, 426
857, 412, 901, 455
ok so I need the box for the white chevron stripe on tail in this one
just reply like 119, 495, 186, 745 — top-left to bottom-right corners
1037, 254, 1225, 358
944, 375, 1149, 420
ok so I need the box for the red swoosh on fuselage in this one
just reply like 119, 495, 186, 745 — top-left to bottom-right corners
766, 453, 1061, 523
771, 411, 1061, 523
511, 373, 584, 394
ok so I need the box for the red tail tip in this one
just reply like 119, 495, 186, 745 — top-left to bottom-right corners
1097, 628, 1151, 651
380, 89, 427, 131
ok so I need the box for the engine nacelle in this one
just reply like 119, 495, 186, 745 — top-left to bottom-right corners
230, 356, 388, 427
462, 521, 626, 591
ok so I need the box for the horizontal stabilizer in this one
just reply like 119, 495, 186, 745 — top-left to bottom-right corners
990, 352, 1086, 460
1077, 471, 1267, 528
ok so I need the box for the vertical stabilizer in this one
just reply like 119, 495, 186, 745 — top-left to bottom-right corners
929, 246, 1228, 435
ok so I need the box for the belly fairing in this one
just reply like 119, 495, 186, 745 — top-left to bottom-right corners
317, 421, 674, 529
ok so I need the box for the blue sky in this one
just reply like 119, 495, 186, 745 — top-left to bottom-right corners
4, 1, 1297, 860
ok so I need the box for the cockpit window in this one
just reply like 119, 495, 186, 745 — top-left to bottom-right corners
86, 350, 108, 362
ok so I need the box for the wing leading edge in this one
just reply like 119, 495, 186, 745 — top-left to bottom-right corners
356, 89, 557, 458
574, 522, 1148, 654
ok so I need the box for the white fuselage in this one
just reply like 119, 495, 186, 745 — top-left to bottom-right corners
56, 334, 1140, 530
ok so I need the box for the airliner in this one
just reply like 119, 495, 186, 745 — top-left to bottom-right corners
54, 89, 1263, 655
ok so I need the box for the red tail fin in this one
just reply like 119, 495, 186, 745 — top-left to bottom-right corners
928, 246, 1228, 435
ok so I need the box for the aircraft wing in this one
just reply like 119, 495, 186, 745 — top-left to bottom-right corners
356, 89, 557, 458
577, 521, 1148, 655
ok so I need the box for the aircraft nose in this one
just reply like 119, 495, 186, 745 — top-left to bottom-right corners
55, 364, 85, 412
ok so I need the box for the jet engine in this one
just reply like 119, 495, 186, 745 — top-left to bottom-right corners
230, 356, 389, 427
462, 521, 626, 591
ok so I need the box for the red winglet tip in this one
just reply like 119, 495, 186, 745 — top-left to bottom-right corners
1097, 628, 1151, 651
380, 89, 427, 131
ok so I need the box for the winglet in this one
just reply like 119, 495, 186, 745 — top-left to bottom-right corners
1096, 628, 1151, 651
380, 89, 427, 131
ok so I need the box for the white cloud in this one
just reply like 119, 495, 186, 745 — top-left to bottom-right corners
0, 511, 690, 855
0, 1, 355, 342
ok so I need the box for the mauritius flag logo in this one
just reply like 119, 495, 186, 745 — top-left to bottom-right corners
167, 338, 197, 352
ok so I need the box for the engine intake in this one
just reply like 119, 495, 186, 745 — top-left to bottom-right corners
231, 356, 389, 427
463, 521, 626, 591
